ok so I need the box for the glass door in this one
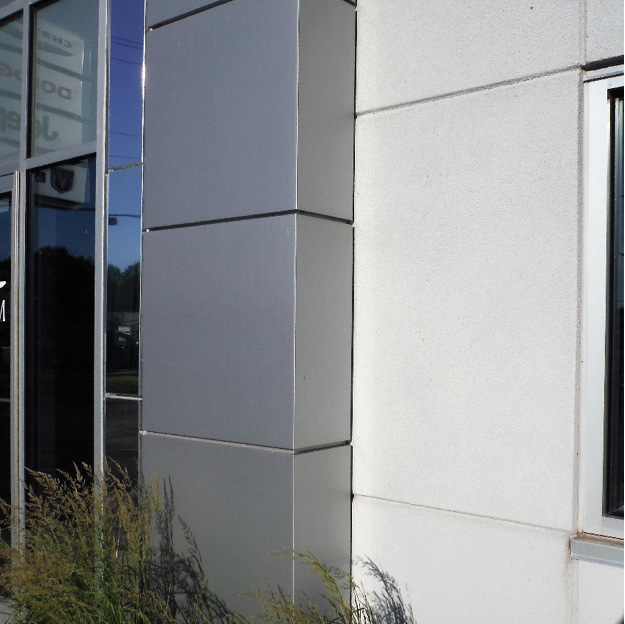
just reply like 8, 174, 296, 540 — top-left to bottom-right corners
0, 0, 106, 546
0, 173, 15, 544
0, 0, 139, 542
26, 159, 96, 479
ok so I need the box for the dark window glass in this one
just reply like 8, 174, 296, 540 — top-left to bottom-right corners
26, 157, 95, 477
108, 0, 143, 169
605, 89, 624, 519
31, 0, 99, 156
0, 16, 22, 163
107, 166, 141, 395
105, 397, 139, 484
0, 192, 9, 542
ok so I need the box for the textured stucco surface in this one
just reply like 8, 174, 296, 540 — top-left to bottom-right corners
577, 559, 624, 623
353, 70, 581, 531
356, 0, 581, 112
585, 0, 625, 64
352, 496, 573, 624
352, 0, 623, 620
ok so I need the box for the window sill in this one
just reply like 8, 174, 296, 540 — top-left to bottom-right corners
571, 534, 624, 568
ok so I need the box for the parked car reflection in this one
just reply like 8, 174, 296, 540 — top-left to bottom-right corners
107, 329, 139, 373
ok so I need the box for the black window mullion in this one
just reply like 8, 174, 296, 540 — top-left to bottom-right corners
604, 88, 624, 519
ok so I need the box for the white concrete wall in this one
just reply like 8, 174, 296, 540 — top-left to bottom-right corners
577, 560, 624, 624
353, 1, 624, 622
586, 0, 624, 64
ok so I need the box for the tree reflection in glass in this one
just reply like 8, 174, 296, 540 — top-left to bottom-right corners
107, 166, 141, 396
26, 158, 95, 477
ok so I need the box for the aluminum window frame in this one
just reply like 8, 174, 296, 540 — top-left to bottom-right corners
581, 66, 624, 540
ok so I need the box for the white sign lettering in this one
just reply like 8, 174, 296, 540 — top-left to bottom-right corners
0, 19, 86, 154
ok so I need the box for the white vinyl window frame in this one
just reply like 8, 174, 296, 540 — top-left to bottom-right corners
581, 67, 624, 540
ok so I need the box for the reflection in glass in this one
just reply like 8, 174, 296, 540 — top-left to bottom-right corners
606, 91, 624, 518
107, 166, 141, 395
0, 193, 9, 542
108, 0, 144, 169
31, 0, 99, 156
0, 16, 22, 162
105, 398, 138, 484
26, 158, 95, 477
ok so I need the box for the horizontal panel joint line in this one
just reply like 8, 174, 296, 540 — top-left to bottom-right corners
143, 209, 353, 233
141, 430, 350, 455
357, 65, 581, 118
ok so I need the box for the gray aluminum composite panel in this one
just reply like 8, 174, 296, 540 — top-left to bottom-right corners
293, 445, 351, 599
146, 0, 357, 32
141, 0, 355, 603
141, 434, 351, 616
294, 215, 352, 448
141, 433, 351, 614
146, 0, 222, 27
141, 214, 352, 450
297, 0, 355, 221
143, 0, 298, 229
141, 216, 296, 448
141, 433, 294, 615
143, 0, 355, 228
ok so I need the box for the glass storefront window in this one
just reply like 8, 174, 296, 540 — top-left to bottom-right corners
108, 0, 144, 169
0, 0, 143, 510
26, 157, 96, 477
605, 90, 624, 519
0, 16, 22, 163
31, 0, 99, 156
0, 192, 9, 542
107, 166, 141, 396
105, 397, 138, 483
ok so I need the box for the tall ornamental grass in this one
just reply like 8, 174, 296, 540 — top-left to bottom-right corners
0, 466, 414, 624
0, 465, 230, 624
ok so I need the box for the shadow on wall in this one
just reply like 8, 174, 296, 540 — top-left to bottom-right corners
253, 552, 416, 624
359, 559, 416, 624
0, 465, 417, 624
